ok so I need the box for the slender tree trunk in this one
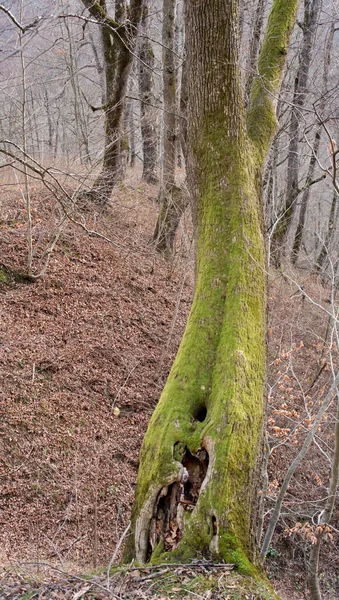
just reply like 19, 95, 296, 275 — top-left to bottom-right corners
127, 97, 136, 168
293, 21, 334, 265
245, 0, 267, 104
44, 90, 53, 153
272, 0, 321, 264
125, 0, 299, 576
179, 45, 188, 165
139, 2, 158, 183
153, 0, 179, 252
175, 4, 183, 168
291, 128, 321, 263
316, 189, 337, 270
64, 19, 91, 164
80, 0, 143, 204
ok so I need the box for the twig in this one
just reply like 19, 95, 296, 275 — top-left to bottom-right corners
118, 561, 235, 572
111, 363, 139, 409
135, 567, 170, 582
9, 562, 122, 599
106, 522, 131, 589
155, 273, 187, 381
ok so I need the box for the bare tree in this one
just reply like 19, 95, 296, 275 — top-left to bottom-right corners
125, 0, 299, 582
272, 0, 321, 264
139, 1, 158, 184
80, 0, 144, 204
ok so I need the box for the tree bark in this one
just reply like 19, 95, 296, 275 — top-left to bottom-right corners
291, 128, 321, 263
272, 0, 321, 263
316, 189, 337, 271
125, 0, 299, 578
139, 2, 158, 184
308, 386, 339, 600
293, 21, 335, 265
244, 0, 267, 104
80, 0, 143, 204
153, 0, 180, 253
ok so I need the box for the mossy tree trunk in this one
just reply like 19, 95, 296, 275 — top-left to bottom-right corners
81, 0, 143, 204
125, 0, 299, 577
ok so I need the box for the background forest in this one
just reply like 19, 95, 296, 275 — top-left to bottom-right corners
0, 0, 338, 599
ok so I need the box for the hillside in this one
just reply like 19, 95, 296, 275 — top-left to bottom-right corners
0, 175, 338, 599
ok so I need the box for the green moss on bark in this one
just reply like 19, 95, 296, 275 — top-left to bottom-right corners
125, 2, 299, 593
246, 0, 299, 162
125, 113, 266, 570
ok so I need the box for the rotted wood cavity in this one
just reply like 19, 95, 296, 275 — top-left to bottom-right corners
148, 447, 209, 555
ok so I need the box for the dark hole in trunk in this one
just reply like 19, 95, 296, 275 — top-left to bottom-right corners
148, 446, 209, 557
182, 448, 209, 503
212, 515, 218, 535
193, 404, 207, 422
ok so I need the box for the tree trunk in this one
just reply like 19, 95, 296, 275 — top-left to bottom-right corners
125, 0, 299, 577
127, 96, 136, 168
139, 2, 158, 184
245, 0, 267, 104
179, 45, 188, 165
293, 21, 335, 265
316, 189, 337, 271
272, 0, 321, 264
153, 0, 179, 252
80, 0, 143, 204
291, 128, 321, 263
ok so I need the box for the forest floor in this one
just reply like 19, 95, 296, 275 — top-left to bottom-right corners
0, 171, 338, 599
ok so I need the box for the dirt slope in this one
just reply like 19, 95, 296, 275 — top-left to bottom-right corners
0, 179, 194, 569
0, 177, 338, 599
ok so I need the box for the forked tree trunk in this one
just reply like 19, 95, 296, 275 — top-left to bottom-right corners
81, 0, 143, 204
139, 2, 158, 184
125, 0, 299, 578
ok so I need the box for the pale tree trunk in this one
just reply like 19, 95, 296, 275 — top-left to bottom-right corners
127, 97, 136, 168
179, 45, 188, 165
175, 5, 183, 168
64, 19, 91, 164
291, 128, 320, 263
316, 189, 338, 270
293, 21, 335, 265
125, 0, 299, 580
153, 0, 187, 253
273, 0, 321, 264
244, 0, 267, 104
139, 2, 158, 184
81, 0, 143, 204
